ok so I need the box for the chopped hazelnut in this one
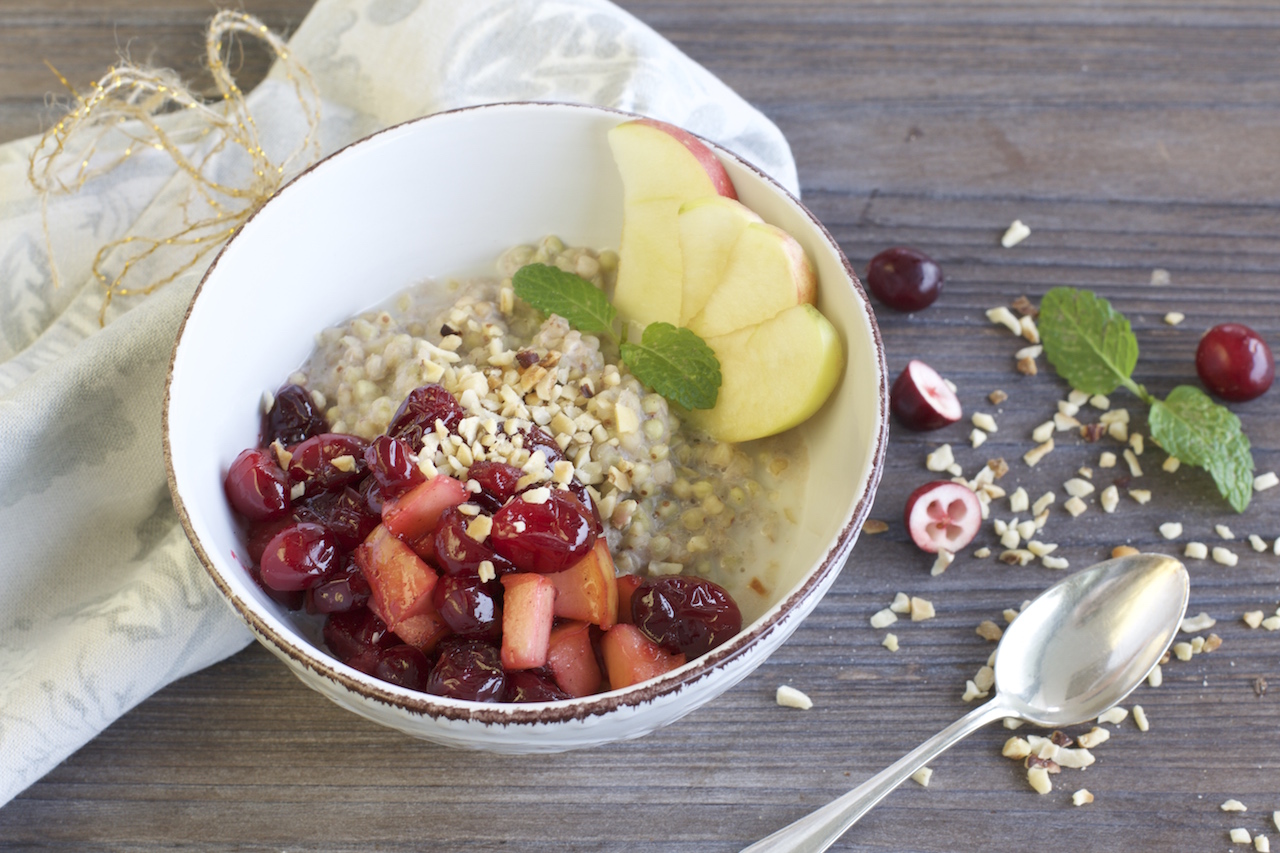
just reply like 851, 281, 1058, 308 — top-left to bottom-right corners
926, 444, 955, 472
989, 389, 1009, 405
1163, 455, 1181, 473
1163, 311, 1185, 325
1024, 439, 1054, 467
910, 596, 936, 621
1002, 736, 1032, 759
1249, 534, 1268, 553
1076, 726, 1110, 749
1099, 485, 1119, 513
1016, 356, 1038, 375
931, 549, 954, 576
862, 519, 889, 535
870, 608, 898, 629
1216, 523, 1236, 540
775, 685, 813, 710
973, 412, 998, 433
976, 620, 1003, 641
1244, 610, 1265, 629
1064, 478, 1095, 498
1132, 704, 1149, 732
1097, 707, 1128, 725
1222, 800, 1249, 813
988, 457, 1010, 478
1001, 219, 1031, 248
1026, 765, 1053, 794
1212, 546, 1239, 567
1031, 421, 1055, 443
1080, 423, 1107, 442
911, 766, 933, 787
1255, 471, 1280, 492
890, 592, 912, 613
1042, 555, 1070, 570
1158, 522, 1183, 540
1072, 789, 1095, 806
1032, 491, 1056, 514
1111, 545, 1140, 558
1202, 633, 1223, 652
1123, 449, 1144, 477
1184, 541, 1208, 559
1011, 295, 1038, 316
970, 428, 988, 449
974, 546, 992, 558
1063, 496, 1087, 517
1231, 830, 1253, 845
987, 306, 1023, 334
882, 633, 899, 652
1181, 612, 1216, 633
1128, 488, 1152, 504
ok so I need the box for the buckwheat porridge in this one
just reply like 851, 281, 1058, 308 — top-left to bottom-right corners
284, 236, 808, 622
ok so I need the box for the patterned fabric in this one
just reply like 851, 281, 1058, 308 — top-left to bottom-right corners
0, 0, 796, 805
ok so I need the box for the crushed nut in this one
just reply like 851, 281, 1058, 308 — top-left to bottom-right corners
1011, 295, 1038, 317
862, 519, 889, 535
1202, 633, 1223, 652
1024, 439, 1054, 467
1184, 541, 1208, 559
1080, 423, 1107, 442
775, 685, 813, 710
987, 306, 1023, 335
973, 412, 998, 433
1257, 834, 1271, 852
882, 633, 899, 652
1249, 534, 1268, 553
1026, 765, 1053, 794
1159, 522, 1183, 540
1000, 549, 1036, 566
1151, 268, 1171, 285
1031, 421, 1055, 443
1231, 829, 1253, 845
890, 592, 912, 613
976, 620, 1004, 641
926, 444, 955, 472
910, 596, 936, 621
1123, 449, 1144, 477
974, 546, 992, 558
870, 608, 899, 629
1163, 455, 1181, 473
1172, 642, 1193, 661
989, 389, 1009, 404
1181, 612, 1217, 633
1244, 610, 1265, 629
970, 428, 988, 449
1216, 523, 1236, 540
1129, 488, 1152, 504
1003, 736, 1032, 759
1001, 219, 1031, 248
1222, 800, 1249, 813
1262, 615, 1280, 631
1016, 356, 1038, 375
1097, 706, 1128, 725
1077, 726, 1110, 749
1064, 478, 1095, 498
1072, 789, 1095, 806
1099, 485, 1119, 513
931, 549, 954, 576
1212, 546, 1239, 567
1064, 496, 1087, 517
1111, 545, 1140, 558
1163, 311, 1185, 325
1132, 704, 1149, 732
1019, 315, 1040, 343
1042, 555, 1070, 570
1255, 471, 1280, 492
911, 766, 933, 787
1032, 491, 1056, 514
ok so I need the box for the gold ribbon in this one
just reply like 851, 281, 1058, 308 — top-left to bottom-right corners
28, 11, 322, 323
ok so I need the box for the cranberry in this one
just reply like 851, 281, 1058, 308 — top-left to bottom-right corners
309, 564, 371, 614
432, 506, 516, 577
225, 448, 291, 521
465, 460, 526, 512
491, 489, 597, 574
631, 576, 742, 659
865, 247, 944, 312
259, 522, 340, 591
432, 575, 502, 640
504, 670, 571, 703
364, 435, 425, 495
1196, 323, 1275, 402
890, 360, 962, 431
248, 565, 305, 610
388, 384, 465, 450
426, 638, 506, 702
287, 433, 369, 497
903, 480, 982, 553
262, 384, 327, 447
293, 486, 379, 550
374, 644, 432, 691
323, 607, 398, 663
358, 474, 389, 515
519, 425, 567, 465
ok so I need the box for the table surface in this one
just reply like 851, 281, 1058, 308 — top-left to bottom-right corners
3, 1, 1279, 851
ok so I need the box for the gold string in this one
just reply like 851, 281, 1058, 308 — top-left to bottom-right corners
28, 11, 322, 323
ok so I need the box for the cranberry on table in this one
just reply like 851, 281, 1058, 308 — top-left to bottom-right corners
890, 360, 962, 431
1195, 323, 1274, 402
426, 638, 507, 702
866, 247, 944, 312
259, 522, 341, 591
432, 575, 503, 640
225, 448, 291, 521
903, 481, 982, 553
388, 384, 466, 450
631, 576, 742, 659
491, 489, 598, 574
262, 384, 328, 447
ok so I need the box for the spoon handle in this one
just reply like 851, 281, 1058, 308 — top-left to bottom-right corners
740, 699, 1012, 853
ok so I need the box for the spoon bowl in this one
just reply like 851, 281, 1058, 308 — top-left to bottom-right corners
743, 552, 1190, 853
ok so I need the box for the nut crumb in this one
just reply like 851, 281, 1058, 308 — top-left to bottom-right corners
989, 389, 1009, 404
976, 620, 1003, 641
970, 428, 988, 449
1255, 471, 1280, 492
1026, 765, 1053, 794
973, 412, 998, 433
870, 608, 898, 629
911, 766, 933, 787
1072, 789, 1094, 806
1097, 706, 1128, 725
1016, 356, 1038, 375
775, 685, 813, 710
1076, 727, 1110, 749
910, 596, 936, 621
1010, 295, 1038, 317
1249, 534, 1268, 553
1244, 610, 1265, 629
974, 546, 992, 558
1231, 829, 1253, 845
987, 306, 1023, 335
1212, 546, 1238, 567
1024, 439, 1055, 467
1216, 523, 1236, 540
1001, 219, 1031, 248
988, 457, 1010, 478
1132, 704, 1149, 732
1159, 522, 1183, 540
1111, 545, 1140, 558
1002, 736, 1031, 759
1163, 311, 1185, 325
862, 519, 889, 535
1128, 488, 1152, 504
1256, 678, 1270, 697
1222, 799, 1249, 813
1063, 496, 1087, 517
931, 549, 954, 576
1162, 455, 1181, 472
1150, 268, 1171, 286
1256, 835, 1270, 853
882, 633, 899, 652
1181, 611, 1216, 633
890, 592, 912, 613
1184, 541, 1208, 559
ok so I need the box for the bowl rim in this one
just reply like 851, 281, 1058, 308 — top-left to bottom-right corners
163, 100, 889, 726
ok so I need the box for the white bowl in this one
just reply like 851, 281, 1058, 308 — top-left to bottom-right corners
165, 102, 887, 752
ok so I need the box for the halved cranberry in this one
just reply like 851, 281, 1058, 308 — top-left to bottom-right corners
466, 460, 526, 512
323, 607, 398, 663
293, 486, 380, 550
225, 448, 291, 521
259, 522, 340, 591
1196, 323, 1275, 402
287, 433, 369, 497
426, 638, 506, 702
866, 247, 944, 312
504, 669, 571, 703
891, 360, 962, 431
262, 384, 327, 447
491, 489, 597, 574
374, 644, 432, 691
903, 480, 982, 553
365, 435, 425, 495
432, 575, 502, 640
631, 576, 742, 659
388, 384, 465, 450
519, 425, 567, 465
433, 506, 516, 577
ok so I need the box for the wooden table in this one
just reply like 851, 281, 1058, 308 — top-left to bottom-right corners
3, 2, 1278, 850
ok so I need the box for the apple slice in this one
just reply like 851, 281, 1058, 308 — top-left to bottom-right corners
599, 624, 687, 690
684, 220, 817, 340
689, 303, 843, 443
545, 620, 603, 698
607, 118, 737, 328
615, 574, 644, 625
499, 573, 557, 670
381, 473, 468, 542
548, 539, 618, 630
354, 524, 439, 629
676, 196, 763, 327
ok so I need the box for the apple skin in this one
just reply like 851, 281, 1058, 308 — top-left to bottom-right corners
677, 196, 763, 327
607, 119, 738, 328
689, 303, 844, 443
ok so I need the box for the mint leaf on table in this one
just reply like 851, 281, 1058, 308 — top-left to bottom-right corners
1038, 287, 1141, 396
1149, 385, 1254, 512
620, 322, 721, 410
512, 263, 617, 336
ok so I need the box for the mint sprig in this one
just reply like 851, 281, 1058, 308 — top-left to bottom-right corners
512, 263, 721, 409
1038, 286, 1255, 512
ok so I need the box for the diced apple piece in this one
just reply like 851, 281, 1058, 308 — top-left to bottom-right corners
545, 620, 603, 698
387, 609, 451, 655
685, 221, 817, 339
499, 573, 558, 670
548, 539, 618, 630
690, 304, 844, 443
381, 474, 468, 541
615, 574, 644, 625
600, 624, 687, 689
355, 524, 439, 629
677, 196, 764, 327
608, 118, 737, 329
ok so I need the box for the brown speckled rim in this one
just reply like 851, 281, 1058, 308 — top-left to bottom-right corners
163, 101, 889, 727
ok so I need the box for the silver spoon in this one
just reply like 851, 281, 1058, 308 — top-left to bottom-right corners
742, 552, 1189, 853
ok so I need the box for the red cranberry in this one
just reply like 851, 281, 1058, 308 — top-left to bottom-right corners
388, 384, 465, 450
519, 425, 567, 465
293, 486, 379, 550
631, 576, 742, 659
504, 670, 571, 703
890, 360, 963, 431
358, 475, 389, 515
465, 460, 526, 512
248, 565, 304, 610
903, 480, 982, 553
426, 638, 507, 702
491, 489, 597, 574
287, 433, 369, 497
309, 564, 371, 614
433, 506, 517, 577
1196, 323, 1275, 402
323, 607, 398, 663
262, 384, 327, 447
245, 516, 293, 565
364, 435, 425, 495
259, 522, 340, 591
225, 448, 291, 521
432, 575, 502, 640
866, 247, 944, 312
374, 644, 432, 691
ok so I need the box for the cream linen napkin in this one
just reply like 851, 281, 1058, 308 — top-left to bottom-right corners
0, 0, 797, 806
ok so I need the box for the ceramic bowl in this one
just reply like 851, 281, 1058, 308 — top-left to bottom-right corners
165, 102, 887, 752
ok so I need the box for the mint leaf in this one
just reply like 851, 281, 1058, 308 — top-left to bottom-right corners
620, 323, 721, 410
512, 263, 617, 336
1038, 287, 1140, 396
1149, 385, 1255, 512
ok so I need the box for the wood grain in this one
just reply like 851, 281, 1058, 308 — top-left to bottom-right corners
2, 1, 1279, 851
